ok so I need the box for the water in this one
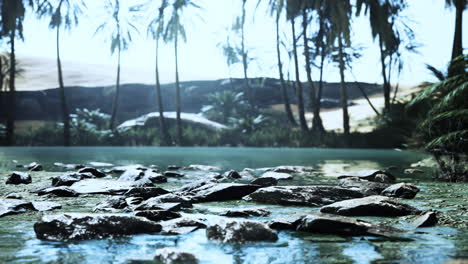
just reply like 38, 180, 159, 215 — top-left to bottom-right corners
0, 147, 466, 264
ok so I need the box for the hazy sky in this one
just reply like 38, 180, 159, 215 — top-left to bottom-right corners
13, 0, 468, 87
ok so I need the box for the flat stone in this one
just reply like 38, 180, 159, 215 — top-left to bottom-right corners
37, 186, 79, 197
32, 201, 62, 212
135, 194, 192, 211
320, 195, 420, 216
77, 167, 106, 178
381, 183, 420, 199
52, 172, 95, 187
124, 187, 170, 199
161, 217, 207, 235
411, 211, 438, 227
135, 210, 182, 222
338, 177, 390, 196
174, 179, 218, 194
189, 183, 261, 203
34, 214, 162, 241
222, 208, 270, 217
4, 193, 23, 199
154, 248, 198, 264
6, 172, 32, 185
0, 199, 34, 217
69, 179, 139, 195
268, 215, 305, 230
250, 177, 278, 187
338, 170, 396, 183
260, 171, 293, 181
206, 219, 278, 243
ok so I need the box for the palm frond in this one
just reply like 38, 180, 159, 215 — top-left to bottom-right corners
426, 129, 468, 150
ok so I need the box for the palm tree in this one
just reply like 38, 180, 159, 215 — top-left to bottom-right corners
446, 0, 466, 77
217, 31, 240, 90
146, 0, 171, 146
1, 0, 32, 146
36, 0, 86, 146
95, 0, 139, 130
240, 0, 251, 105
286, 0, 308, 131
164, 0, 200, 145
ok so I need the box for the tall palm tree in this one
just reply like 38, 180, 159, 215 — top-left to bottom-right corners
36, 0, 86, 146
146, 0, 171, 146
95, 0, 139, 130
164, 0, 200, 145
1, 0, 32, 146
240, 0, 251, 105
446, 0, 466, 77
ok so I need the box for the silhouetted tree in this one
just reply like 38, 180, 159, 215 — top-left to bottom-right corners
446, 0, 466, 77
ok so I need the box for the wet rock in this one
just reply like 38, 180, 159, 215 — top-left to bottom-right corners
124, 187, 170, 199
164, 171, 186, 178
250, 177, 278, 187
53, 162, 85, 170
404, 168, 425, 174
145, 171, 167, 183
189, 183, 261, 203
0, 199, 34, 217
4, 193, 23, 199
161, 217, 207, 235
411, 211, 438, 227
223, 170, 241, 179
52, 172, 95, 187
174, 179, 218, 194
5, 172, 32, 185
34, 214, 162, 241
32, 201, 62, 212
338, 177, 390, 196
297, 213, 404, 237
69, 179, 143, 195
26, 162, 43, 171
154, 247, 198, 264
246, 186, 363, 207
37, 186, 79, 197
206, 219, 278, 243
381, 183, 420, 199
260, 171, 293, 181
118, 168, 145, 181
77, 167, 106, 178
273, 166, 315, 174
167, 165, 181, 170
135, 194, 192, 211
135, 210, 181, 222
222, 208, 270, 217
109, 164, 146, 174
338, 170, 396, 183
94, 196, 128, 212
268, 215, 305, 230
185, 165, 222, 171
320, 195, 420, 216
88, 162, 114, 167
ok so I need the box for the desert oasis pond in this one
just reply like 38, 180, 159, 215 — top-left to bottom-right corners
0, 147, 467, 264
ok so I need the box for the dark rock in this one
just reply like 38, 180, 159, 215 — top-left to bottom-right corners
118, 168, 145, 181
338, 170, 396, 183
260, 171, 293, 181
32, 201, 62, 212
273, 166, 315, 174
246, 186, 363, 207
0, 199, 34, 217
94, 196, 128, 212
161, 217, 207, 235
5, 193, 23, 199
338, 177, 390, 196
27, 162, 43, 171
6, 172, 32, 185
222, 208, 270, 217
135, 194, 192, 211
52, 172, 95, 187
320, 195, 420, 216
185, 165, 222, 171
124, 187, 170, 199
206, 219, 278, 243
167, 165, 182, 170
223, 170, 241, 179
53, 163, 85, 170
125, 197, 144, 207
164, 171, 186, 178
145, 172, 167, 183
297, 213, 404, 237
250, 177, 278, 187
268, 215, 305, 230
37, 186, 79, 197
411, 211, 438, 227
109, 164, 146, 174
190, 183, 261, 203
154, 248, 198, 264
135, 210, 181, 222
34, 214, 162, 241
175, 179, 218, 194
381, 183, 420, 199
78, 167, 106, 178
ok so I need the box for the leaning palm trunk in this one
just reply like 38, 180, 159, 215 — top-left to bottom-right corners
276, 10, 296, 127
56, 26, 71, 146
174, 31, 183, 145
109, 45, 121, 130
448, 1, 464, 77
155, 36, 171, 146
338, 34, 350, 142
6, 29, 16, 146
291, 17, 308, 131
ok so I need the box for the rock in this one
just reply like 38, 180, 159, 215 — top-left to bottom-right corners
32, 201, 62, 212
26, 162, 43, 171
185, 165, 222, 171
154, 248, 198, 264
381, 183, 420, 199
206, 219, 278, 243
88, 162, 114, 167
54, 162, 85, 170
118, 168, 145, 181
404, 168, 425, 174
174, 179, 218, 194
338, 177, 390, 196
135, 194, 192, 211
34, 214, 162, 241
161, 217, 207, 235
164, 171, 186, 178
250, 177, 278, 187
260, 171, 293, 181
246, 186, 363, 207
167, 165, 181, 170
320, 195, 420, 216
37, 186, 79, 197
411, 211, 438, 227
273, 166, 315, 173
0, 199, 34, 217
5, 172, 32, 185
189, 183, 261, 203
338, 170, 396, 183
135, 210, 181, 222
223, 170, 241, 179
109, 164, 146, 174
77, 167, 106, 178
296, 213, 404, 237
94, 196, 128, 212
145, 172, 167, 183
69, 179, 141, 195
5, 193, 23, 199
222, 208, 270, 217
268, 215, 305, 230
124, 187, 170, 199
52, 172, 95, 187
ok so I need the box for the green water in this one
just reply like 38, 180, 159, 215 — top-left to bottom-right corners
0, 147, 466, 264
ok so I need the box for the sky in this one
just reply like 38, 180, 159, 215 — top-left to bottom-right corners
11, 0, 468, 88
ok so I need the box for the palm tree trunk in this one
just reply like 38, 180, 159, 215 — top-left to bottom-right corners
317, 45, 325, 123
6, 29, 16, 146
276, 11, 296, 127
291, 17, 308, 132
109, 46, 121, 130
57, 26, 70, 146
448, 0, 464, 77
379, 36, 390, 111
155, 36, 170, 146
174, 32, 182, 145
338, 34, 350, 142
241, 0, 251, 106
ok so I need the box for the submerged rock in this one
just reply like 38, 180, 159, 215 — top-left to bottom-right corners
246, 186, 363, 207
259, 171, 293, 181
135, 210, 181, 222
206, 219, 278, 243
37, 186, 79, 197
222, 208, 270, 217
189, 183, 261, 203
381, 183, 420, 199
154, 248, 198, 264
0, 199, 34, 217
34, 214, 162, 241
338, 177, 390, 196
5, 172, 32, 185
338, 170, 396, 183
250, 177, 278, 187
320, 195, 420, 216
411, 211, 438, 227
